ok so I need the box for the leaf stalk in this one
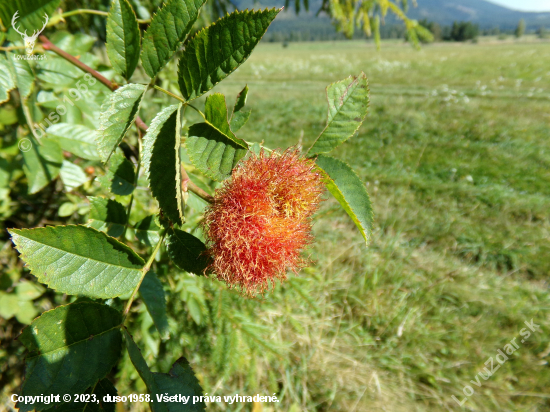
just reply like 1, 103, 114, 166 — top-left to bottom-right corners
122, 231, 165, 323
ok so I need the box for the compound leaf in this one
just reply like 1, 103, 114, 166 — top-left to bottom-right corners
142, 104, 184, 225
96, 83, 147, 163
165, 228, 209, 275
141, 0, 207, 78
316, 155, 373, 244
177, 8, 280, 101
308, 73, 369, 156
17, 301, 122, 412
9, 225, 145, 299
106, 0, 141, 80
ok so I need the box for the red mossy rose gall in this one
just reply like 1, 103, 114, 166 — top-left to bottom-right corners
202, 148, 325, 295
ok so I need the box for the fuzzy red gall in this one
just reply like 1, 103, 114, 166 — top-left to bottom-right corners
202, 148, 325, 295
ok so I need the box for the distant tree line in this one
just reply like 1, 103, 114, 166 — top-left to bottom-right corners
262, 18, 549, 43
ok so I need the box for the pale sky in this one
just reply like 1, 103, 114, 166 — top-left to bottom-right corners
487, 0, 550, 12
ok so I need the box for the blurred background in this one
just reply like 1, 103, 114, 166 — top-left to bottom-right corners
1, 0, 549, 411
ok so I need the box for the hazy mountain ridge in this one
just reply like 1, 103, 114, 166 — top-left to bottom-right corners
239, 0, 550, 37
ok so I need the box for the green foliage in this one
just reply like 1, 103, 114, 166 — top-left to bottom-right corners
142, 104, 185, 225
17, 301, 122, 412
46, 123, 101, 160
308, 72, 369, 156
96, 83, 147, 162
135, 215, 161, 246
22, 138, 63, 194
9, 225, 145, 299
140, 271, 170, 339
49, 379, 118, 412
229, 85, 251, 132
0, 0, 60, 32
5, 53, 34, 99
165, 228, 209, 275
88, 196, 128, 237
446, 21, 479, 41
123, 329, 205, 411
0, 54, 15, 103
98, 152, 136, 195
315, 154, 373, 243
106, 0, 141, 80
141, 0, 208, 78
177, 8, 280, 101
515, 18, 526, 38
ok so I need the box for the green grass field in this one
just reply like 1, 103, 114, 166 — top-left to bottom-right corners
201, 40, 550, 411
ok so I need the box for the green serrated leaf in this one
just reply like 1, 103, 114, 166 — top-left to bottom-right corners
60, 160, 88, 191
6, 52, 34, 99
9, 225, 145, 299
135, 215, 161, 247
0, 54, 15, 104
186, 122, 247, 181
315, 155, 373, 244
230, 85, 251, 132
96, 83, 147, 163
46, 378, 118, 412
308, 73, 369, 156
124, 328, 205, 412
142, 104, 184, 225
98, 152, 136, 196
153, 358, 205, 411
123, 328, 166, 412
177, 8, 280, 101
88, 196, 128, 237
0, 0, 60, 33
17, 301, 122, 412
107, 0, 141, 80
204, 93, 247, 145
140, 271, 169, 339
141, 0, 207, 78
46, 123, 101, 160
22, 138, 63, 195
165, 228, 209, 275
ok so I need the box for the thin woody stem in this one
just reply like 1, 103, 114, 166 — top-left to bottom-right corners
181, 166, 215, 203
59, 9, 150, 24
122, 232, 165, 323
